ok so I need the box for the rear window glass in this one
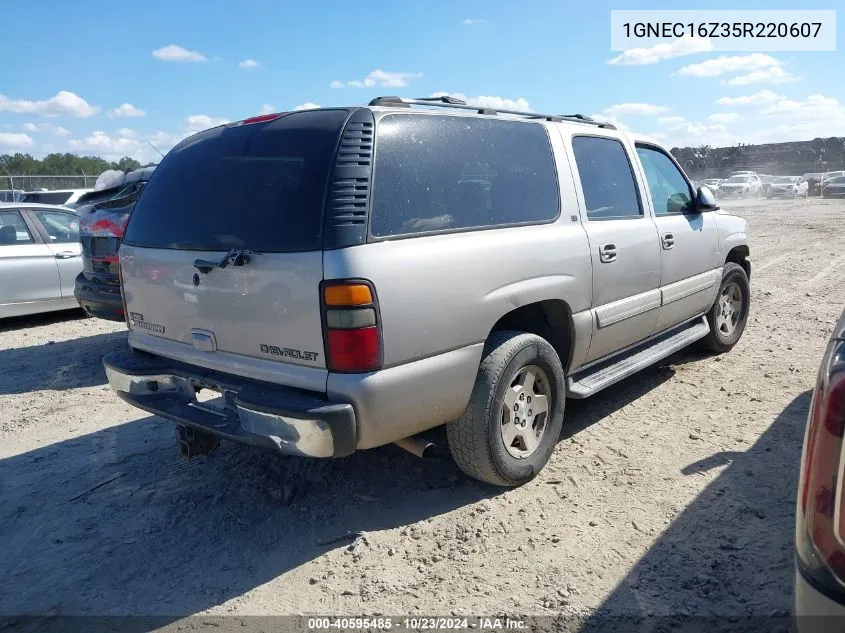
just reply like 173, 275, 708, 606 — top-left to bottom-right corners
571, 136, 642, 220
123, 109, 348, 252
370, 114, 559, 237
21, 191, 72, 205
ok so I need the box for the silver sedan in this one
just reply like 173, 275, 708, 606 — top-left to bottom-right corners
0, 203, 83, 318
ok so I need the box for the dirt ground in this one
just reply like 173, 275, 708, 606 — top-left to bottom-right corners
1, 197, 844, 626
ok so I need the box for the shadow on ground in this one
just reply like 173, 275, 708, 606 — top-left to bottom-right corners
0, 411, 493, 619
577, 390, 811, 631
0, 308, 87, 333
0, 347, 692, 622
0, 331, 126, 395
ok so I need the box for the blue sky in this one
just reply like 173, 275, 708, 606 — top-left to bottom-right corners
0, 0, 841, 163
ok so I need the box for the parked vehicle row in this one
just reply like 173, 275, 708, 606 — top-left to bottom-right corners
692, 169, 844, 200
19, 188, 92, 207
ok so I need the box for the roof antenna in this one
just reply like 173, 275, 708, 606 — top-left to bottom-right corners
147, 140, 165, 159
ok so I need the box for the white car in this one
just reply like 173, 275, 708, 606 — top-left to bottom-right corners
0, 203, 83, 318
767, 176, 809, 199
700, 178, 723, 197
718, 173, 763, 198
19, 188, 93, 208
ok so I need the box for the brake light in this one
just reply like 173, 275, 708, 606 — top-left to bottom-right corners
797, 338, 845, 588
241, 113, 283, 126
321, 280, 381, 373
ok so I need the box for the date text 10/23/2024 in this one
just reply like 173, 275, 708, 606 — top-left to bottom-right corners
307, 617, 527, 630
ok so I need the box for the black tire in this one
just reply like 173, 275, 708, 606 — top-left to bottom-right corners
447, 331, 565, 487
699, 262, 750, 354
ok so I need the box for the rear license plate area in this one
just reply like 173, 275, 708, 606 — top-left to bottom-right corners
189, 387, 229, 418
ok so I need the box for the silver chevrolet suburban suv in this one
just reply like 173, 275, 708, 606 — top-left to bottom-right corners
103, 96, 751, 486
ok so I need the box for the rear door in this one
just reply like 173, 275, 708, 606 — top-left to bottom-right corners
633, 144, 720, 333
0, 209, 61, 315
29, 209, 83, 298
120, 109, 350, 389
567, 134, 662, 363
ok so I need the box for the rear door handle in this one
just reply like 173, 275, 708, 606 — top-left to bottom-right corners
599, 242, 617, 263
54, 252, 79, 259
661, 233, 675, 250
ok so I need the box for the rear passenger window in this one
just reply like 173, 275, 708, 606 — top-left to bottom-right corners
0, 211, 34, 245
370, 115, 559, 237
571, 136, 642, 220
34, 211, 80, 243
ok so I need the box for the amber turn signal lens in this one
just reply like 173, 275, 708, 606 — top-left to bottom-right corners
324, 284, 373, 306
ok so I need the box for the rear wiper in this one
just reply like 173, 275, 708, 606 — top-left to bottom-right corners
193, 249, 253, 274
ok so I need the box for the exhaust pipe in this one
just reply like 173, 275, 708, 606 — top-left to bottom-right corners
394, 435, 435, 459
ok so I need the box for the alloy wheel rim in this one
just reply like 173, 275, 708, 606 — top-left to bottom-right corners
500, 364, 551, 459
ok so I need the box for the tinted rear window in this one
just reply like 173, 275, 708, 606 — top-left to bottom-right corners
21, 191, 72, 205
571, 136, 642, 219
123, 109, 348, 252
370, 114, 559, 237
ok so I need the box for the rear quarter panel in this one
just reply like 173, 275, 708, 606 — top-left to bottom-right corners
323, 122, 593, 369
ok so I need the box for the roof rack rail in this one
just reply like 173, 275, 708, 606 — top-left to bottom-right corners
367, 96, 617, 129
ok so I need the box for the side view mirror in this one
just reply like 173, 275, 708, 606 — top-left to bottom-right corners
695, 185, 720, 212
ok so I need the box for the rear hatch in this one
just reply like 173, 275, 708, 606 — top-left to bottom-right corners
120, 109, 350, 382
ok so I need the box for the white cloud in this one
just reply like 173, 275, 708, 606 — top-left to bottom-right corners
715, 90, 784, 106
332, 69, 422, 89
677, 53, 798, 85
152, 44, 207, 62
657, 115, 689, 127
109, 103, 146, 118
760, 94, 844, 118
607, 36, 712, 65
462, 18, 485, 25
66, 117, 216, 163
293, 102, 320, 110
706, 112, 739, 124
69, 130, 141, 157
588, 114, 629, 131
603, 103, 669, 116
260, 103, 276, 114
21, 122, 71, 137
0, 90, 100, 118
431, 92, 531, 111
184, 114, 229, 135
723, 66, 799, 86
0, 132, 34, 149
238, 59, 259, 69
747, 119, 845, 144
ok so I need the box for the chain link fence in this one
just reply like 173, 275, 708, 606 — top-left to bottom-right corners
1, 175, 97, 192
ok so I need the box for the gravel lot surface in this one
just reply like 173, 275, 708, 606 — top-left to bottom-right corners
1, 197, 843, 626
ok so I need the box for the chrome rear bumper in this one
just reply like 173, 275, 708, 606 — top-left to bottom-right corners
103, 348, 356, 458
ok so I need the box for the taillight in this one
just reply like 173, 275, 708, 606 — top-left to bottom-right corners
796, 337, 845, 592
118, 257, 130, 328
321, 281, 381, 373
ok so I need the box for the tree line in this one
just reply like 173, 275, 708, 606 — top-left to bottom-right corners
0, 152, 146, 177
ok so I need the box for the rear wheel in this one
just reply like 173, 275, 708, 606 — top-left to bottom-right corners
699, 262, 750, 353
447, 331, 565, 486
